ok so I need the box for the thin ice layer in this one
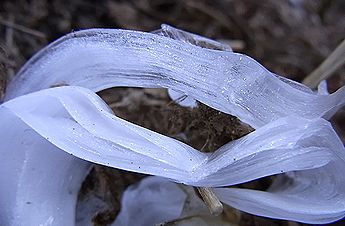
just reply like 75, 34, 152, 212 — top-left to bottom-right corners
113, 176, 234, 226
157, 24, 231, 108
4, 28, 345, 128
152, 24, 233, 51
168, 89, 197, 108
112, 176, 186, 226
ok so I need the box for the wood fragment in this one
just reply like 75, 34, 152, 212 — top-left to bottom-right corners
197, 187, 223, 216
303, 39, 345, 89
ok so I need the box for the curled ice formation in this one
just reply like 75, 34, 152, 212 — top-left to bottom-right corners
1, 26, 345, 225
1, 86, 345, 224
2, 86, 339, 185
4, 27, 344, 128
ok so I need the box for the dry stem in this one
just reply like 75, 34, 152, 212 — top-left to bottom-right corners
197, 187, 223, 216
303, 39, 345, 89
0, 18, 46, 39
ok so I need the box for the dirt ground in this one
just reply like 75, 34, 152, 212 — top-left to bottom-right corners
0, 0, 344, 225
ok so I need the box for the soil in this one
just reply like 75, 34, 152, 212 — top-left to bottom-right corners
0, 0, 344, 226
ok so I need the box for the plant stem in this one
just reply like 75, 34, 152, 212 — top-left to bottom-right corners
303, 39, 345, 89
197, 187, 223, 216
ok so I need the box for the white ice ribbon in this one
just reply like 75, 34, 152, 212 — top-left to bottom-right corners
1, 26, 345, 225
4, 28, 344, 128
1, 86, 344, 224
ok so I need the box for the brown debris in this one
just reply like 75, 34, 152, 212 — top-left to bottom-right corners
99, 87, 253, 153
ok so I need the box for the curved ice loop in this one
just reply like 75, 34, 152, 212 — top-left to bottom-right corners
214, 162, 345, 224
4, 28, 345, 128
3, 86, 339, 184
190, 116, 342, 187
213, 120, 345, 223
2, 86, 345, 224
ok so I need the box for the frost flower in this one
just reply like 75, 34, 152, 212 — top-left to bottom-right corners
0, 25, 344, 225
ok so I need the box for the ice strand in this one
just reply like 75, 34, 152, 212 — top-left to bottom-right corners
0, 106, 90, 225
4, 27, 345, 128
2, 86, 345, 225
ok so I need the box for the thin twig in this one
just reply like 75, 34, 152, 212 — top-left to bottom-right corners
5, 16, 14, 48
185, 1, 233, 33
303, 39, 345, 89
3, 16, 16, 81
200, 138, 210, 152
0, 62, 5, 102
197, 187, 223, 216
0, 18, 47, 39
